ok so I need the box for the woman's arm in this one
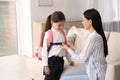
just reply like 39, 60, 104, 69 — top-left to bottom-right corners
62, 37, 95, 63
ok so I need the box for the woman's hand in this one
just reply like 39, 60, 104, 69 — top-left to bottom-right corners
44, 66, 50, 75
61, 43, 75, 51
61, 43, 70, 50
68, 44, 75, 51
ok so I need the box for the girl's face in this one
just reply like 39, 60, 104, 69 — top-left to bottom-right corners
81, 15, 92, 30
51, 21, 65, 30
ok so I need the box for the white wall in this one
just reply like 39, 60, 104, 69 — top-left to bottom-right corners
78, 0, 90, 12
31, 0, 85, 22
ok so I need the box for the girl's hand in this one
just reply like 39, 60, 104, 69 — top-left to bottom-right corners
69, 61, 74, 66
44, 66, 50, 75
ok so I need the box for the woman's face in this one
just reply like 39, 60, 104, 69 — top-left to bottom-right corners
81, 15, 91, 30
51, 21, 65, 30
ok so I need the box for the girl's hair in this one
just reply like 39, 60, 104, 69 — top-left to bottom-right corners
83, 8, 108, 57
51, 11, 66, 22
41, 11, 65, 47
44, 14, 52, 32
40, 14, 52, 47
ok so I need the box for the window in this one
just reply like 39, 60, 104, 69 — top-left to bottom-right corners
0, 1, 17, 56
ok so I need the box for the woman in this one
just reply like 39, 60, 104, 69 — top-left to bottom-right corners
61, 8, 108, 80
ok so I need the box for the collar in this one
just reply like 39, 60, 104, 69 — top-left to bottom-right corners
89, 30, 96, 38
51, 27, 61, 32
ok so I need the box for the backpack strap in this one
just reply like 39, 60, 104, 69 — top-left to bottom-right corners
60, 29, 67, 43
47, 30, 53, 52
48, 30, 53, 47
47, 29, 66, 52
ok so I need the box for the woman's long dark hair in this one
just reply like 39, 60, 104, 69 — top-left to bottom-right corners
83, 8, 108, 57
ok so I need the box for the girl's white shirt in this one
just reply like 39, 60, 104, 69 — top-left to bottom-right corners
42, 27, 71, 66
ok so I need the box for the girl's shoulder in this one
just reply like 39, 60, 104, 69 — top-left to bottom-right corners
44, 31, 49, 38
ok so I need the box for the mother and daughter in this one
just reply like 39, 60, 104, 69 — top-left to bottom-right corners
36, 8, 108, 80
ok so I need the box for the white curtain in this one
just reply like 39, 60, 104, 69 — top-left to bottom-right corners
88, 0, 120, 32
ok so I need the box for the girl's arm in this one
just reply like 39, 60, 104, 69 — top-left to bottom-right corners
42, 32, 49, 66
42, 32, 51, 75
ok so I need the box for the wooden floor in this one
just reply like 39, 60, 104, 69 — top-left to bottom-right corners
0, 55, 44, 80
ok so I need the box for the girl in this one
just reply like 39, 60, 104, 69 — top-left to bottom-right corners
61, 8, 108, 80
42, 11, 74, 80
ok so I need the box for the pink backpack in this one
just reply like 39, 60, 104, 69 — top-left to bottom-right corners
34, 29, 66, 60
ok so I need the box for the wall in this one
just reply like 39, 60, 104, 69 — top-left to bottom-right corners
78, 0, 90, 11
31, 0, 84, 22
